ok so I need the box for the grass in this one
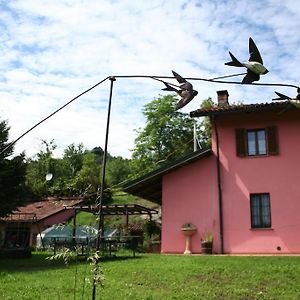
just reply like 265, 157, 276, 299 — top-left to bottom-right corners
1, 252, 300, 299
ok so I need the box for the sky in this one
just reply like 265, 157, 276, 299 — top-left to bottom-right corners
0, 0, 300, 159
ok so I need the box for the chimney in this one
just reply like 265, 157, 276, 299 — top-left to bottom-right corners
217, 90, 229, 107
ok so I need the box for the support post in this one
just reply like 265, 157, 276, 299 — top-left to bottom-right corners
92, 76, 116, 300
72, 209, 77, 249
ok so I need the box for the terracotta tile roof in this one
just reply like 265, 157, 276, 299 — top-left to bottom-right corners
1, 197, 85, 222
190, 101, 298, 117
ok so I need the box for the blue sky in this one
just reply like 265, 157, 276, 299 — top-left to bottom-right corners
0, 0, 299, 158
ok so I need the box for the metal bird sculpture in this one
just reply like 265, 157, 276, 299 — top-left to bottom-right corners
272, 89, 300, 101
162, 70, 198, 110
225, 37, 269, 84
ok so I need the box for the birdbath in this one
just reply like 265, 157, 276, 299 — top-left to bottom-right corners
181, 223, 197, 255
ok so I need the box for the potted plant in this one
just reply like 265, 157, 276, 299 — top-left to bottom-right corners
201, 231, 213, 254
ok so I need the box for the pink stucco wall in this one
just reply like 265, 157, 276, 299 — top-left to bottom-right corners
161, 155, 218, 253
161, 108, 300, 254
29, 210, 75, 246
214, 109, 300, 254
42, 209, 75, 226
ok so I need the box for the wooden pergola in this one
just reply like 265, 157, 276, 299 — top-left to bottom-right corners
71, 204, 159, 234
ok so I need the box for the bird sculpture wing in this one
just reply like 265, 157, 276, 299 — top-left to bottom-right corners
162, 71, 198, 110
242, 71, 260, 84
172, 70, 194, 91
161, 82, 179, 93
272, 91, 292, 101
172, 70, 187, 84
248, 37, 263, 64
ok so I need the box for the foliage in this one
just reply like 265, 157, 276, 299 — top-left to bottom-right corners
46, 248, 105, 293
88, 251, 104, 288
0, 119, 28, 217
130, 95, 200, 176
127, 223, 144, 236
202, 231, 213, 242
72, 152, 102, 198
2, 253, 300, 299
197, 97, 215, 149
144, 220, 161, 238
72, 212, 98, 226
25, 141, 112, 203
63, 143, 85, 177
25, 140, 59, 197
46, 247, 77, 265
106, 156, 131, 187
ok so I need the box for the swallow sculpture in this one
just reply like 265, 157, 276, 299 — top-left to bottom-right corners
162, 70, 198, 110
273, 89, 300, 101
225, 37, 269, 84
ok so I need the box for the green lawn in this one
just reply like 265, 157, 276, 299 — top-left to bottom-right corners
1, 252, 300, 299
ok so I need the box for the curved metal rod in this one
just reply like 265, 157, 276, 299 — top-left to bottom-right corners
149, 76, 181, 88
114, 74, 300, 89
1, 72, 299, 156
0, 76, 110, 156
209, 72, 247, 80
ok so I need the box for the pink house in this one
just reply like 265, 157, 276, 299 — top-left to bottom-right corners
124, 91, 300, 254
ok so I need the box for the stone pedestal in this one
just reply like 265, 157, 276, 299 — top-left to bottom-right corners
181, 223, 197, 255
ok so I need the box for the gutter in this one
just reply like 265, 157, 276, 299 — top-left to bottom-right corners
212, 115, 224, 254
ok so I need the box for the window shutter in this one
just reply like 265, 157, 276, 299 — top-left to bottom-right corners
235, 128, 246, 157
267, 126, 279, 155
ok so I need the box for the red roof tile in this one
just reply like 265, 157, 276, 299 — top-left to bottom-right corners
190, 101, 298, 117
1, 197, 84, 222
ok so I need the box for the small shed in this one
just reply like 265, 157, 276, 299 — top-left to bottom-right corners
0, 197, 85, 249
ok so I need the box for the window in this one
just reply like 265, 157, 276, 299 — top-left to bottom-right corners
235, 126, 278, 157
247, 129, 267, 156
250, 193, 271, 228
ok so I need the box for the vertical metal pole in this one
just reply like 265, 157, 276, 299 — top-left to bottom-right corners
34, 215, 45, 250
92, 76, 116, 300
193, 122, 198, 152
72, 209, 77, 249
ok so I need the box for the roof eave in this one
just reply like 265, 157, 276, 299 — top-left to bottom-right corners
123, 149, 211, 189
190, 101, 295, 118
123, 149, 212, 204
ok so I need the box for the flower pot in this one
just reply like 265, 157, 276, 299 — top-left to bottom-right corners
201, 241, 213, 255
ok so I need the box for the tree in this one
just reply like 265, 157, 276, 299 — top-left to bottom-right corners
197, 97, 215, 149
73, 152, 112, 204
25, 140, 59, 197
0, 119, 27, 217
25, 142, 112, 202
63, 143, 85, 177
106, 156, 131, 187
130, 94, 200, 175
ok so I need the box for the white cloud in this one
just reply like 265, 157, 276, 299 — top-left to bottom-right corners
0, 0, 300, 158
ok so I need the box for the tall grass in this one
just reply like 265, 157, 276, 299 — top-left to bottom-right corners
1, 252, 300, 299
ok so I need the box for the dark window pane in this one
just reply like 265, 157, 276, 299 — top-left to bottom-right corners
261, 194, 271, 227
250, 194, 271, 228
247, 131, 256, 155
257, 130, 267, 155
251, 195, 260, 227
